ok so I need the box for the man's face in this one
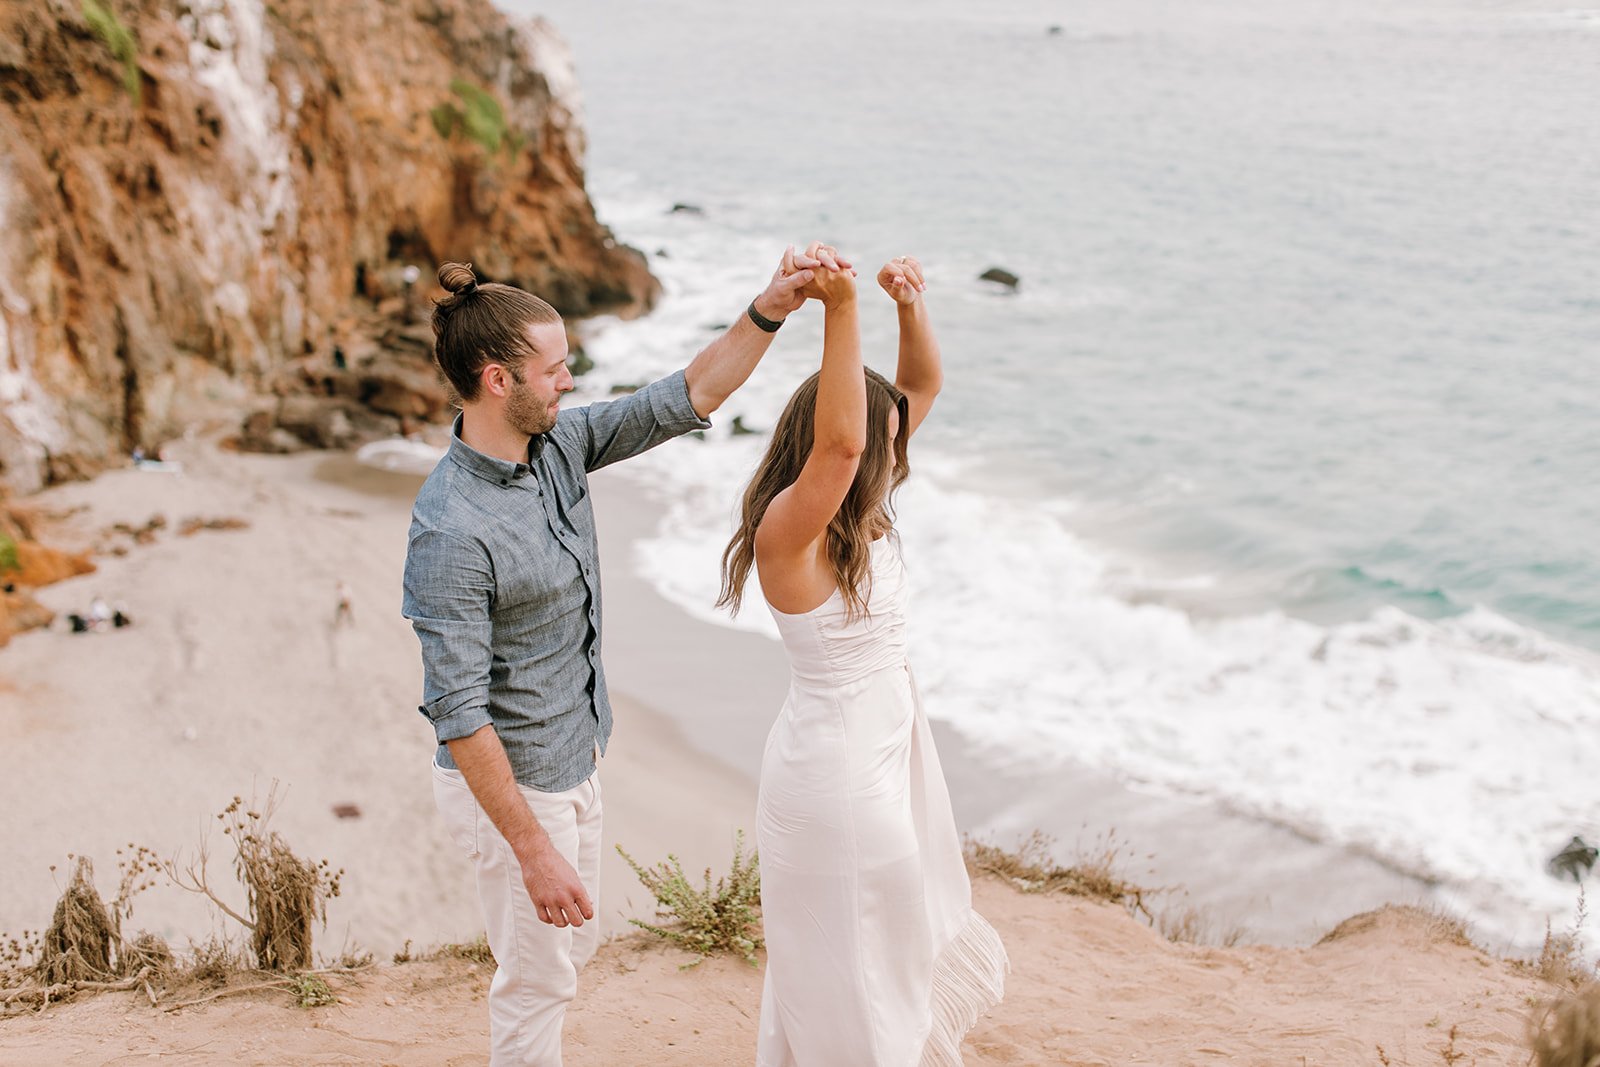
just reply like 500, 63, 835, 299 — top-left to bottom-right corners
504, 321, 574, 437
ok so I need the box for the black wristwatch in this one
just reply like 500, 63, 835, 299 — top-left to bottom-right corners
746, 301, 784, 333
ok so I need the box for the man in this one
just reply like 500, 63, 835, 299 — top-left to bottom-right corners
403, 244, 847, 1065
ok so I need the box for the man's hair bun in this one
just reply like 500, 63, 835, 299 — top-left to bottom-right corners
438, 261, 478, 295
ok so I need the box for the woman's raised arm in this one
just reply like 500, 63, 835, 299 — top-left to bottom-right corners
753, 264, 863, 572
880, 255, 941, 439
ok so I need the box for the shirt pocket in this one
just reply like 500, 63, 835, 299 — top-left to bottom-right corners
558, 484, 594, 534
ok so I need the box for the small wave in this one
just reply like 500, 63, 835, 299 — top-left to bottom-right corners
355, 437, 445, 476
1506, 9, 1600, 30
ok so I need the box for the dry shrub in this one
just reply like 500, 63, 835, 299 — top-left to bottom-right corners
1530, 983, 1600, 1067
178, 935, 249, 989
226, 792, 342, 971
0, 928, 42, 984
964, 830, 1154, 920
1526, 890, 1596, 991
121, 932, 175, 980
166, 788, 344, 972
431, 934, 495, 965
1159, 904, 1246, 948
1, 853, 166, 1014
36, 857, 117, 984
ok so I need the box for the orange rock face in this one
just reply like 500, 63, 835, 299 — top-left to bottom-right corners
0, 0, 657, 492
10, 540, 96, 588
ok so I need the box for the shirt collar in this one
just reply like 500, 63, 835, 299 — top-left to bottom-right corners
446, 412, 544, 487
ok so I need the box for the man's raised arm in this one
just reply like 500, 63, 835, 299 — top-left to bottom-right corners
683, 242, 849, 417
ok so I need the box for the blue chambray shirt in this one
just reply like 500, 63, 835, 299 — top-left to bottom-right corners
402, 369, 711, 792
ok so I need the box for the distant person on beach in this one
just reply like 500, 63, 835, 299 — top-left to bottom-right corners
719, 252, 1008, 1063
403, 246, 837, 1066
334, 580, 354, 627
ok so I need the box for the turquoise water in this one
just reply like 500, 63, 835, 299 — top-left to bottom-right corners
517, 0, 1600, 647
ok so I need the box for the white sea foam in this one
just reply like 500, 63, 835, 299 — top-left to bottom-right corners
562, 184, 1600, 953
356, 437, 446, 476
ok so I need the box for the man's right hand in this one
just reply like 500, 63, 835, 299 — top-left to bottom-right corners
517, 837, 594, 928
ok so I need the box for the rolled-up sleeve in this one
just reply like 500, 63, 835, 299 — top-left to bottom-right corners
564, 368, 713, 473
402, 527, 495, 744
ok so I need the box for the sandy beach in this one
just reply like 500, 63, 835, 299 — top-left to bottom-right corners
0, 437, 755, 955
0, 438, 1572, 1064
0, 879, 1555, 1065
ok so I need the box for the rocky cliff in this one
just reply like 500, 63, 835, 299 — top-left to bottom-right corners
0, 0, 656, 493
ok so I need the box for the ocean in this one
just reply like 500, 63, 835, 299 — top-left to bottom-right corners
497, 0, 1600, 951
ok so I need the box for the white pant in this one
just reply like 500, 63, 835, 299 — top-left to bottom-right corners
433, 762, 604, 1067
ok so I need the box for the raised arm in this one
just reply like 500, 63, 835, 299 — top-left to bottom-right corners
683, 243, 851, 418
879, 255, 941, 438
752, 266, 864, 609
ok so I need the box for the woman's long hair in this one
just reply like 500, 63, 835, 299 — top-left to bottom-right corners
718, 368, 910, 620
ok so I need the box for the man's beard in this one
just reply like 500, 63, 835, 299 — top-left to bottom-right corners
505, 378, 558, 437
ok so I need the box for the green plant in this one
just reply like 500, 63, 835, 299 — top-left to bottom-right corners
428, 103, 458, 140
82, 0, 141, 104
288, 973, 335, 1008
430, 80, 523, 159
0, 530, 18, 574
617, 831, 762, 968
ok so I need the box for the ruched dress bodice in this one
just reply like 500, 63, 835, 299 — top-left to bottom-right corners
767, 536, 909, 689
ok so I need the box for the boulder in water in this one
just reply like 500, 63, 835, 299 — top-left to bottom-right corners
979, 267, 1021, 290
1547, 836, 1598, 882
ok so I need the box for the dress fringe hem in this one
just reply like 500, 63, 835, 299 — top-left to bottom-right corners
919, 908, 1010, 1066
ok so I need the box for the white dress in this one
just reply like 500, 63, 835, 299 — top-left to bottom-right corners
755, 536, 1008, 1066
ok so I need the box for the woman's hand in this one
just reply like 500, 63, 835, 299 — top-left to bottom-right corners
791, 244, 857, 309
801, 267, 856, 309
877, 255, 926, 305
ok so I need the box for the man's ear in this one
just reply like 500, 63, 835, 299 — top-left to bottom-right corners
482, 362, 511, 398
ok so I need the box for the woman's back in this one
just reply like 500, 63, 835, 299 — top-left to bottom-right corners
764, 536, 909, 689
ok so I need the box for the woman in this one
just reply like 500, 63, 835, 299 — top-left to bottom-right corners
719, 246, 1008, 1065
